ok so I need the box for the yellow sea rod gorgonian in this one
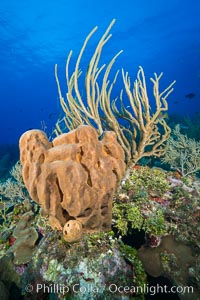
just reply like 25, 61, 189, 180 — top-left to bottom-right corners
53, 19, 176, 165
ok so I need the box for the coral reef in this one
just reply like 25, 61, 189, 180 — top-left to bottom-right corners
0, 161, 31, 206
19, 125, 125, 239
113, 165, 200, 245
1, 19, 199, 300
0, 158, 199, 299
21, 231, 146, 300
112, 165, 200, 299
162, 124, 200, 176
0, 161, 33, 235
113, 167, 168, 237
138, 236, 198, 300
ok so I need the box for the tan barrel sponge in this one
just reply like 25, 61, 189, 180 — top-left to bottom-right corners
19, 125, 126, 241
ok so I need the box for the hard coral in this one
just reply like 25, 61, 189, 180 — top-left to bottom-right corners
19, 125, 125, 240
8, 211, 38, 264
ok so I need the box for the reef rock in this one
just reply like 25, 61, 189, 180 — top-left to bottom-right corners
21, 231, 136, 300
138, 235, 197, 300
19, 125, 126, 239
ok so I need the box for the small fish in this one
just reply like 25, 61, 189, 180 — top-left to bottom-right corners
133, 164, 141, 170
48, 113, 56, 119
174, 170, 182, 179
179, 124, 189, 130
158, 112, 169, 120
9, 236, 16, 246
185, 93, 196, 99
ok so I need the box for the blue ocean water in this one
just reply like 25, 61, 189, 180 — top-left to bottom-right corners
0, 0, 200, 145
